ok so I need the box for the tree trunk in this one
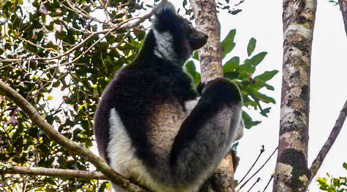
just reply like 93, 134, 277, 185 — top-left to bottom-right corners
189, 0, 235, 192
338, 0, 347, 35
273, 0, 317, 191
189, 0, 224, 83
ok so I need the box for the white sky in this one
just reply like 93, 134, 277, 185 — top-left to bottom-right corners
203, 0, 347, 191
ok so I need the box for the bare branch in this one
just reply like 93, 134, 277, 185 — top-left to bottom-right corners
308, 99, 347, 185
237, 147, 277, 192
237, 145, 265, 186
0, 80, 148, 192
246, 177, 260, 192
0, 165, 107, 180
262, 174, 274, 192
65, 0, 105, 24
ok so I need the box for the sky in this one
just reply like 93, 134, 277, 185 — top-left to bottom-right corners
200, 0, 347, 191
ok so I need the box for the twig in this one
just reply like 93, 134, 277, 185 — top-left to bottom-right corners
237, 145, 265, 186
0, 165, 107, 180
237, 147, 278, 192
308, 99, 347, 186
262, 174, 273, 192
246, 177, 260, 192
65, 0, 105, 24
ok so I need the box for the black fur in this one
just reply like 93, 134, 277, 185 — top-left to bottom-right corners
94, 1, 243, 191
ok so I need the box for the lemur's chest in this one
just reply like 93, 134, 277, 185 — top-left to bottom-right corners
147, 101, 189, 159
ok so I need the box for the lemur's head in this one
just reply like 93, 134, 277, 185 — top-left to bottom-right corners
152, 0, 208, 61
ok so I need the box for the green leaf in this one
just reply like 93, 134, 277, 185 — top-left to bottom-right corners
237, 71, 251, 80
237, 60, 255, 74
247, 38, 256, 56
231, 142, 239, 151
223, 56, 240, 73
264, 83, 275, 91
221, 29, 236, 59
250, 52, 267, 66
260, 107, 271, 117
255, 92, 276, 104
192, 51, 199, 60
185, 60, 196, 78
244, 100, 257, 108
343, 163, 347, 170
242, 111, 261, 129
224, 72, 239, 80
255, 70, 278, 82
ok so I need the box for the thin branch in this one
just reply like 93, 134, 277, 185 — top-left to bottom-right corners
237, 145, 265, 186
237, 147, 278, 192
0, 80, 148, 192
246, 177, 260, 192
308, 99, 347, 185
262, 174, 274, 192
0, 10, 153, 63
0, 165, 107, 180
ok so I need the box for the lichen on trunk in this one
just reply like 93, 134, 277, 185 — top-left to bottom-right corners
273, 0, 317, 191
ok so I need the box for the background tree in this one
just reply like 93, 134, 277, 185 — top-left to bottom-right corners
273, 0, 347, 191
0, 0, 277, 191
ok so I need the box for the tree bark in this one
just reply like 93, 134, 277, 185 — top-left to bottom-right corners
190, 0, 224, 83
273, 0, 317, 191
338, 0, 347, 35
189, 1, 235, 192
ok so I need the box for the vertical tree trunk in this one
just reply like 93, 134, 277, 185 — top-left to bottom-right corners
189, 0, 235, 191
273, 0, 317, 191
189, 0, 224, 83
338, 0, 347, 35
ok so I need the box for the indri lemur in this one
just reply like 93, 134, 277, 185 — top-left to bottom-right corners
94, 1, 243, 191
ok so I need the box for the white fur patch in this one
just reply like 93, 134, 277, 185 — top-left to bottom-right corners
107, 109, 153, 190
153, 29, 176, 62
185, 97, 200, 113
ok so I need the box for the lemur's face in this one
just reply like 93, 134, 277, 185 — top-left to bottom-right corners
183, 21, 208, 50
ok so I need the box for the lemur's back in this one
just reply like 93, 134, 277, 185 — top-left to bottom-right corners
94, 1, 242, 192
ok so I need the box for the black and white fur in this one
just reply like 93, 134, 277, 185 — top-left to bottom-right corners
94, 1, 243, 191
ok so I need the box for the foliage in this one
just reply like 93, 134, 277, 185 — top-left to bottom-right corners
317, 163, 347, 192
0, 0, 144, 190
186, 29, 278, 129
0, 0, 276, 191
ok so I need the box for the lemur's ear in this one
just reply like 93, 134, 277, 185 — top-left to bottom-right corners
152, 0, 177, 29
154, 0, 176, 16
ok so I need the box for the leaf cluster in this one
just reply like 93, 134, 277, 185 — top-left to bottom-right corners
0, 0, 145, 191
185, 29, 278, 129
318, 163, 347, 192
